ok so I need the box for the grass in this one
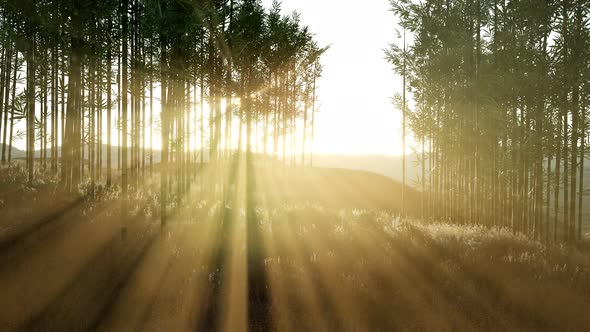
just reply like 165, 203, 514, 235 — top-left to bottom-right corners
1, 164, 590, 331
257, 208, 590, 331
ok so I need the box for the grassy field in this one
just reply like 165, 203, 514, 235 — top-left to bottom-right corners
1, 164, 590, 331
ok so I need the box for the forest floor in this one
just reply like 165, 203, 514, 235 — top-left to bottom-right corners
1, 164, 590, 331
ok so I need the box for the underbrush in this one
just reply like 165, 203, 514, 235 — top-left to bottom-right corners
252, 206, 590, 330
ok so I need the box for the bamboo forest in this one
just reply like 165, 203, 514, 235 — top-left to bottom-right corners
0, 0, 588, 331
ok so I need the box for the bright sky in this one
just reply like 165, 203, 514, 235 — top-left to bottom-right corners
262, 0, 404, 155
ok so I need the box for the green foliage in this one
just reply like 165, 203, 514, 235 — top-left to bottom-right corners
387, 0, 590, 243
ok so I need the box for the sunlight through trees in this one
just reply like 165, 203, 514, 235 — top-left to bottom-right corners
0, 0, 327, 208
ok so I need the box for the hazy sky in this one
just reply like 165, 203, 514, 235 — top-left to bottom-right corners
262, 0, 403, 155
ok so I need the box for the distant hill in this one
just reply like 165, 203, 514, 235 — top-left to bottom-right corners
2, 144, 417, 179
312, 154, 421, 184
0, 145, 26, 159
0, 144, 163, 165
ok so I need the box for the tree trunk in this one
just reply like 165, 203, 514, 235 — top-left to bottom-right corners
107, 18, 113, 187
26, 32, 35, 185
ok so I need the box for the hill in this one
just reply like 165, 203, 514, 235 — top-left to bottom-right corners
312, 153, 421, 183
254, 166, 420, 212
